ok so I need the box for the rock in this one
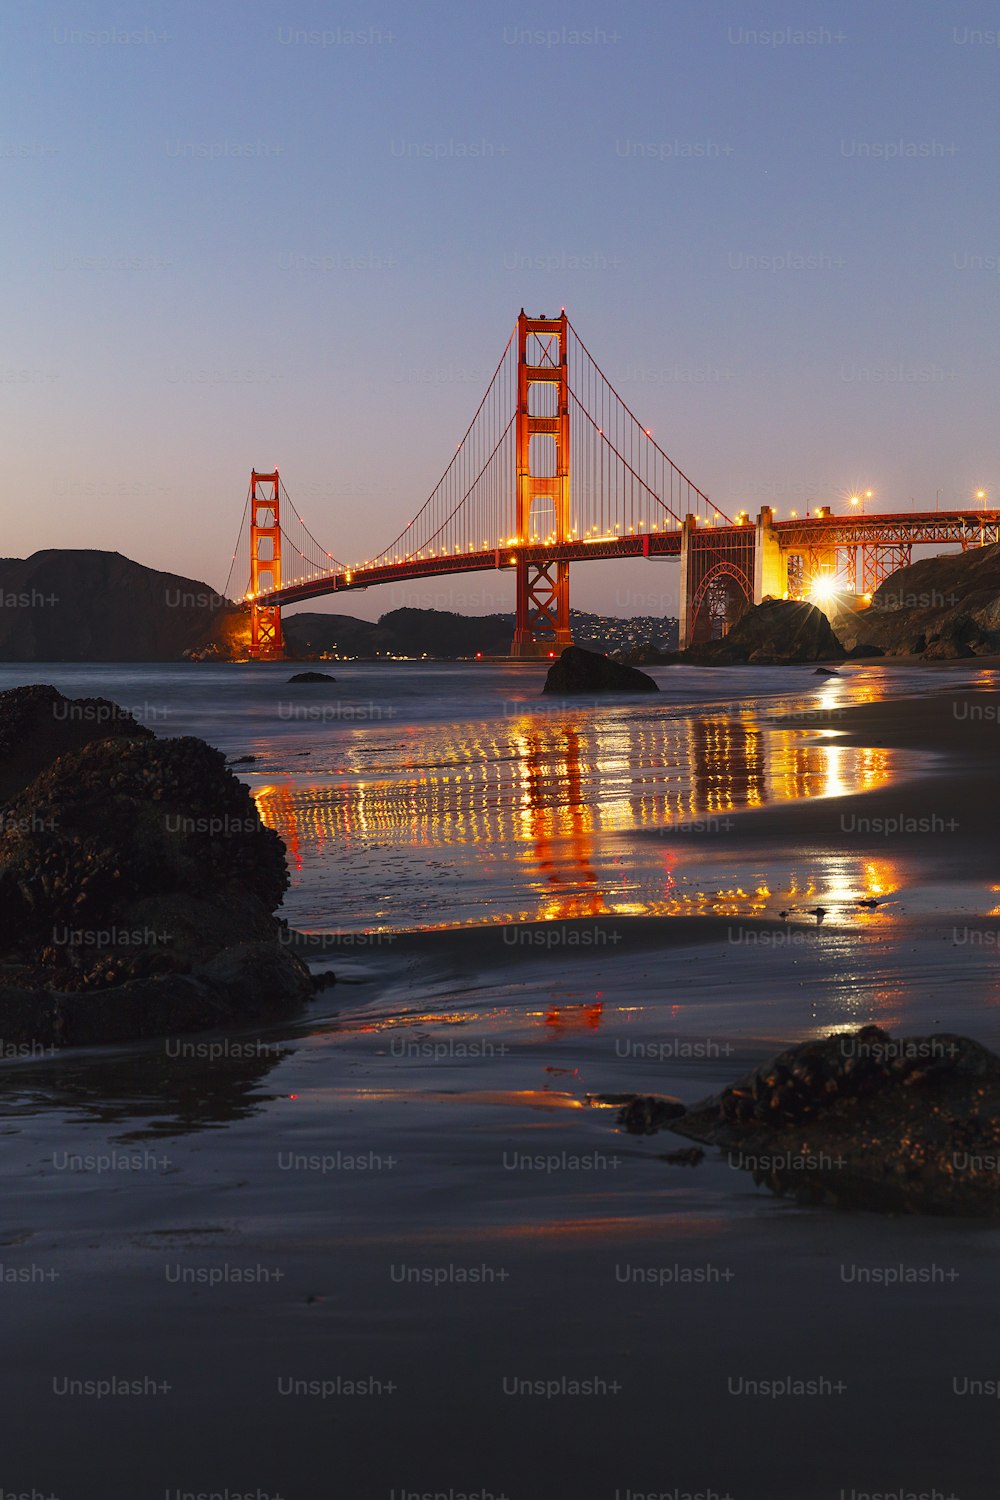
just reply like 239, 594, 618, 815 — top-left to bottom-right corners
622, 645, 684, 666
617, 1094, 687, 1134
0, 942, 308, 1048
0, 684, 152, 804
183, 643, 228, 663
685, 600, 846, 666
813, 667, 840, 676
668, 1025, 1000, 1215
855, 541, 1000, 658
0, 729, 311, 1043
659, 1147, 704, 1167
921, 621, 977, 659
543, 646, 658, 694
288, 671, 337, 683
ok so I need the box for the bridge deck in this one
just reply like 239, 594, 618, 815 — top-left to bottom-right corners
261, 532, 683, 606
255, 509, 1000, 608
774, 509, 1000, 548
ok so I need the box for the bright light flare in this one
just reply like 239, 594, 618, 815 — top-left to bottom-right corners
809, 576, 842, 606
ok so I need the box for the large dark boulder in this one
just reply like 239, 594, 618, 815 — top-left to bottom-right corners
686, 599, 846, 666
839, 541, 1000, 658
0, 683, 152, 804
666, 1025, 1000, 1216
0, 727, 311, 1042
288, 671, 336, 683
543, 646, 658, 694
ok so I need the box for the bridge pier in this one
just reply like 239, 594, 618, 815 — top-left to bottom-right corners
511, 558, 573, 658
753, 505, 786, 603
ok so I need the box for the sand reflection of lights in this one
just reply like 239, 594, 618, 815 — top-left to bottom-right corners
251, 703, 902, 932
805, 854, 901, 922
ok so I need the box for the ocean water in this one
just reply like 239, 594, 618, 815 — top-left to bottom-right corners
0, 658, 981, 933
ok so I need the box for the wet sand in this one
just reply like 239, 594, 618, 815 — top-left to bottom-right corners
695, 676, 1000, 878
4, 668, 1000, 1497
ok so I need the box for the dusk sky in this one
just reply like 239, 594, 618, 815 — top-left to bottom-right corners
6, 0, 1000, 619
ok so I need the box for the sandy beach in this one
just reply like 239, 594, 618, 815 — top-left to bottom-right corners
3, 663, 1000, 1497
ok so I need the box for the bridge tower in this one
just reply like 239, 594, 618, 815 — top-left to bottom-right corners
510, 311, 573, 658
248, 469, 283, 659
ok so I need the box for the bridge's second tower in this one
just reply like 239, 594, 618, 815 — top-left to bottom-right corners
248, 469, 283, 659
511, 311, 573, 658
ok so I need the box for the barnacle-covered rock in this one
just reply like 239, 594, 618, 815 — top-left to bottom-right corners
0, 692, 311, 1044
617, 1094, 687, 1135
0, 683, 151, 803
669, 1025, 1000, 1216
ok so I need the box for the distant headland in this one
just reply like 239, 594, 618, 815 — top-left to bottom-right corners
0, 549, 678, 662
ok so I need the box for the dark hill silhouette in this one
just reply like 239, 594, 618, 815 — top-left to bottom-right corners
0, 549, 677, 662
282, 607, 514, 659
0, 550, 234, 662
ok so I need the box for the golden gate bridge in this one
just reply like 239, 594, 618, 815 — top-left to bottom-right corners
224, 311, 1000, 658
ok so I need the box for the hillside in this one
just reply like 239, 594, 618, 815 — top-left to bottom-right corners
0, 551, 235, 662
843, 541, 1000, 658
283, 607, 678, 659
0, 549, 679, 662
283, 608, 514, 658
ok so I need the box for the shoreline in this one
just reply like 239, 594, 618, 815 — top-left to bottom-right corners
4, 664, 1000, 1494
673, 679, 1000, 876
290, 674, 1000, 956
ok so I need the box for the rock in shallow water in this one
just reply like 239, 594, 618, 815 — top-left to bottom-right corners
685, 600, 846, 666
543, 646, 658, 694
617, 1094, 687, 1134
0, 705, 311, 1045
667, 1025, 1000, 1216
288, 671, 336, 683
0, 941, 308, 1048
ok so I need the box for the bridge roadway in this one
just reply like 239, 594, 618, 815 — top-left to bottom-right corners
255, 508, 1000, 609
259, 531, 678, 606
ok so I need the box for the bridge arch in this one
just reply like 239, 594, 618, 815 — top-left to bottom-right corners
683, 513, 755, 648
689, 561, 753, 645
